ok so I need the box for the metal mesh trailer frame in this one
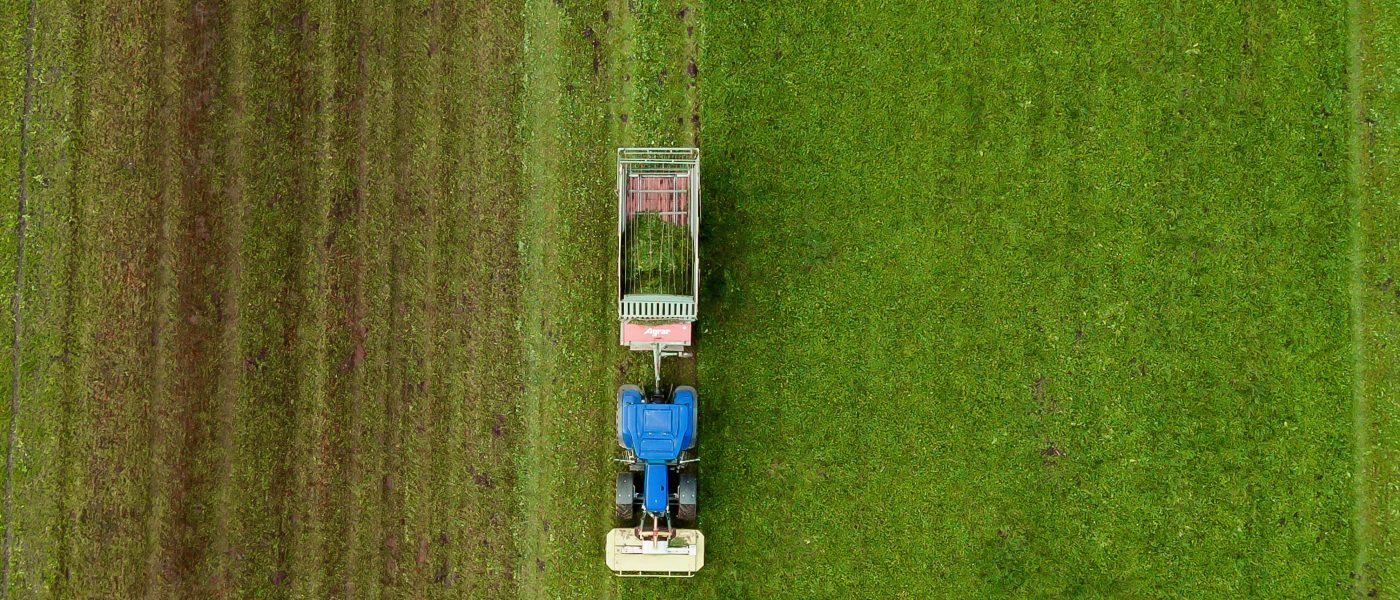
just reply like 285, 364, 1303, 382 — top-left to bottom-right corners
616, 148, 700, 334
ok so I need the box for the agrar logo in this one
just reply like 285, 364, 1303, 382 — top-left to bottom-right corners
644, 328, 670, 337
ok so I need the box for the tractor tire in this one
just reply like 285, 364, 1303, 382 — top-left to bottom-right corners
676, 472, 698, 524
614, 473, 635, 522
676, 502, 697, 523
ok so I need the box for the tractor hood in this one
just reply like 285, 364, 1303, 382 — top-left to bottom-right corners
619, 391, 695, 461
643, 463, 669, 513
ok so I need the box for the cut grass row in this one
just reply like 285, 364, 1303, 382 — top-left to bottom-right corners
1, 1, 525, 597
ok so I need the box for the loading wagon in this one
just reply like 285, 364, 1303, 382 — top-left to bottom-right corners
616, 147, 700, 359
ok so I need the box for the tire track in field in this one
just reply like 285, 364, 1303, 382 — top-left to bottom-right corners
142, 0, 179, 592
51, 3, 90, 594
161, 0, 241, 594
229, 0, 331, 596
1347, 0, 1372, 592
1, 0, 37, 590
1350, 0, 1400, 594
377, 2, 412, 591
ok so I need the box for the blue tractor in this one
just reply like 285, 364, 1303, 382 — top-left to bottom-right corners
614, 384, 699, 532
606, 148, 704, 576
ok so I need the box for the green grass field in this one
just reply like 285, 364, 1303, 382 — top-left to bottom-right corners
3, 0, 1399, 598
698, 2, 1352, 595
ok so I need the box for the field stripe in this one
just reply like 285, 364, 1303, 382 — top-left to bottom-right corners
318, 0, 374, 594
228, 0, 334, 596
55, 1, 175, 594
1348, 0, 1370, 591
517, 1, 563, 594
1352, 0, 1400, 594
0, 0, 37, 594
50, 1, 88, 593
162, 0, 242, 593
145, 1, 179, 591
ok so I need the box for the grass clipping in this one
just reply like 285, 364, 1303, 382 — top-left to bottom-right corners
625, 212, 691, 295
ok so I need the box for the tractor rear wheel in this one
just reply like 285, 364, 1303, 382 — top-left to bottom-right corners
676, 502, 696, 523
614, 473, 635, 521
676, 472, 698, 523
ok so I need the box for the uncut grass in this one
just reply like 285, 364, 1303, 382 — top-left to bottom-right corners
698, 1, 1351, 596
624, 0, 694, 147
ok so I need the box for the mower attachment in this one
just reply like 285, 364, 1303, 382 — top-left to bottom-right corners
605, 528, 704, 577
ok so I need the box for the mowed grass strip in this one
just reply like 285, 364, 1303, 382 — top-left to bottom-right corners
51, 0, 178, 595
0, 0, 529, 597
317, 0, 378, 595
699, 1, 1351, 596
516, 0, 700, 596
1354, 0, 1400, 594
2, 0, 77, 594
382, 0, 439, 595
349, 2, 398, 595
426, 1, 525, 596
517, 0, 628, 595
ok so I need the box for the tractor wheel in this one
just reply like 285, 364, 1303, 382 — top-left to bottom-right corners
614, 473, 635, 522
676, 472, 698, 524
676, 502, 697, 523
